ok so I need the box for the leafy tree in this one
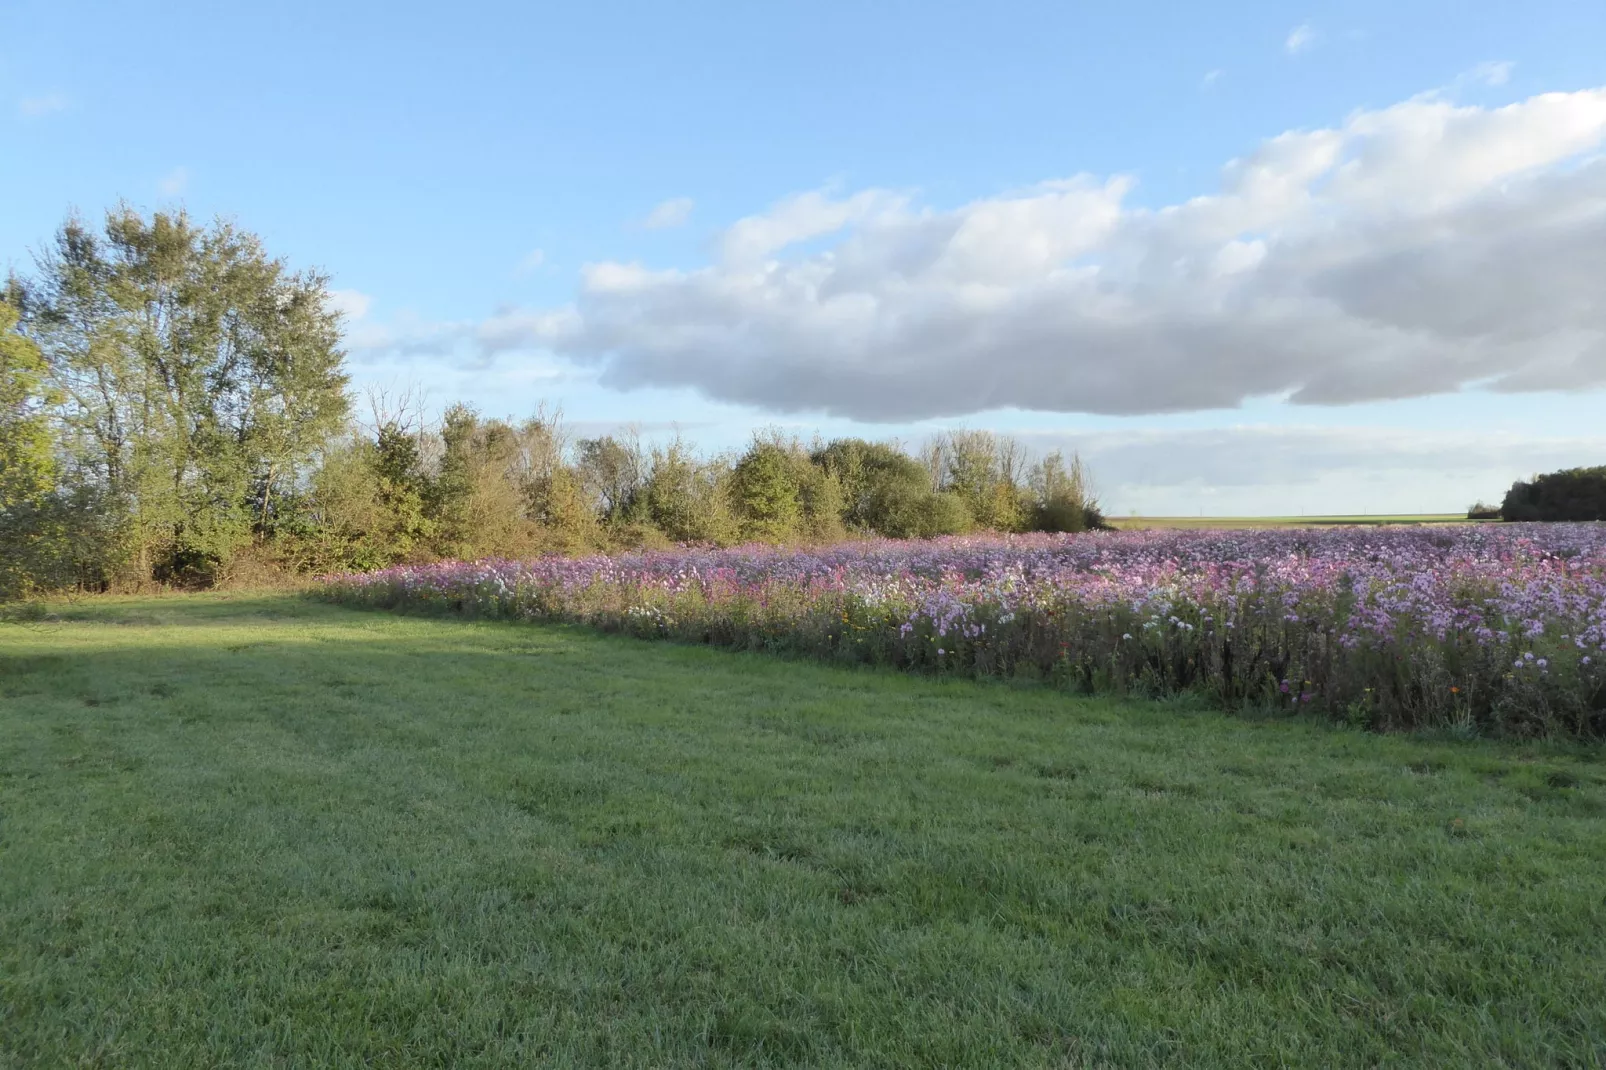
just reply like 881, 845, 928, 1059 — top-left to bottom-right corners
815, 438, 924, 535
0, 302, 55, 511
727, 435, 850, 544
1501, 467, 1606, 522
274, 423, 434, 574
794, 458, 845, 542
511, 410, 596, 552
16, 208, 349, 583
729, 440, 803, 541
925, 430, 1029, 532
645, 441, 736, 544
1028, 450, 1099, 533
0, 301, 64, 596
577, 433, 647, 526
369, 422, 434, 557
914, 492, 974, 537
429, 406, 539, 558
815, 437, 977, 538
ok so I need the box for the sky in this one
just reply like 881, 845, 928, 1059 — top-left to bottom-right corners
5, 0, 1606, 516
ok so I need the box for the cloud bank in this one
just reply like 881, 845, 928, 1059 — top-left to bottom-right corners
1013, 426, 1606, 514
1029, 426, 1606, 488
380, 85, 1606, 423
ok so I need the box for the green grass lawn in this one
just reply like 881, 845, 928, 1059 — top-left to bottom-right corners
3, 595, 1604, 1068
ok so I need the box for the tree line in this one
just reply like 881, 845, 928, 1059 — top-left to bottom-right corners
1476, 467, 1606, 522
1, 208, 1103, 598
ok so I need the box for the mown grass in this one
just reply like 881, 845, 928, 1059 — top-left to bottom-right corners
2, 594, 1604, 1068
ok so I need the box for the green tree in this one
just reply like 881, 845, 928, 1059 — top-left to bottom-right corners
816, 438, 948, 537
729, 440, 803, 541
794, 457, 845, 542
17, 208, 350, 584
645, 441, 736, 545
576, 433, 647, 527
370, 422, 434, 557
0, 301, 65, 597
0, 302, 55, 509
925, 430, 1029, 532
285, 423, 434, 573
912, 492, 973, 537
1028, 450, 1098, 533
1501, 466, 1606, 522
511, 409, 595, 553
430, 406, 570, 559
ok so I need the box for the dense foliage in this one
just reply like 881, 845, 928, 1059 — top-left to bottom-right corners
1501, 466, 1606, 522
2, 209, 1103, 598
0, 302, 69, 596
322, 524, 1606, 739
4, 208, 349, 593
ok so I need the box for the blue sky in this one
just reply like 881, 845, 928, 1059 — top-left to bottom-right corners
6, 0, 1606, 515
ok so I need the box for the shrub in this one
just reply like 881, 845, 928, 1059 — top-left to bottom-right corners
912, 491, 974, 537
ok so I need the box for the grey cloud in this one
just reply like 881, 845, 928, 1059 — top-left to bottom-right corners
345, 319, 474, 364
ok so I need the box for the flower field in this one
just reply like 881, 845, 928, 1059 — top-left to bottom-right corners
319, 524, 1606, 738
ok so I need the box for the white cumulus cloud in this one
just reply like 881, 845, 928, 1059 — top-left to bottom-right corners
327, 289, 373, 321
367, 84, 1606, 424
1285, 24, 1315, 54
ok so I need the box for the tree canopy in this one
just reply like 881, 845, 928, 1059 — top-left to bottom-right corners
13, 208, 350, 584
1501, 467, 1606, 522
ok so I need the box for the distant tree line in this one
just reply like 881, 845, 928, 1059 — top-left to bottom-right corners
1, 208, 1103, 598
1488, 467, 1606, 522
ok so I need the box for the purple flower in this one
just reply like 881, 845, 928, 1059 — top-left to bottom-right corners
317, 522, 1606, 737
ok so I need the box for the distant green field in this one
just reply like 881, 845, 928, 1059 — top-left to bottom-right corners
1110, 514, 1472, 530
3, 595, 1603, 1067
